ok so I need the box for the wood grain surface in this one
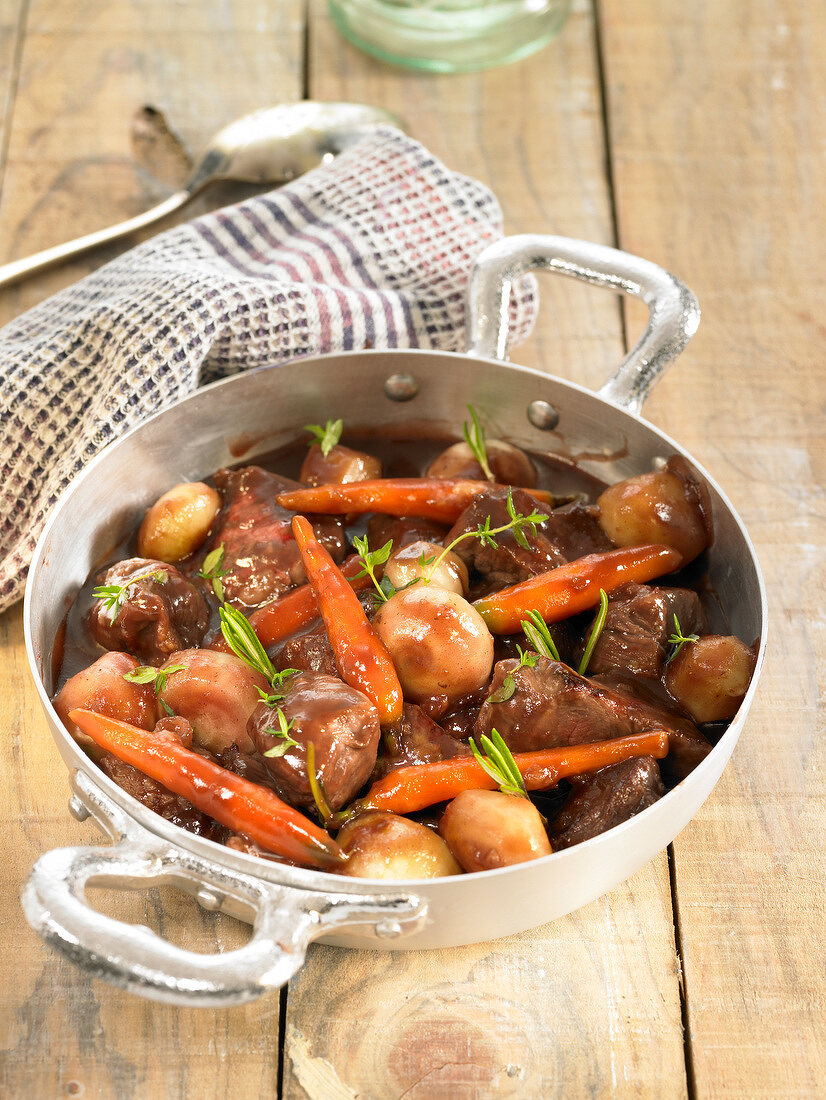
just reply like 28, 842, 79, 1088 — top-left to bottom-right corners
600, 2, 826, 1095
1, 0, 823, 1097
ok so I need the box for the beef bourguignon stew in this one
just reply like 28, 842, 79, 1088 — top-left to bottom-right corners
53, 411, 756, 878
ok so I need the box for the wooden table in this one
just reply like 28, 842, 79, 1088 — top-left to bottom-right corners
2, 2, 823, 1095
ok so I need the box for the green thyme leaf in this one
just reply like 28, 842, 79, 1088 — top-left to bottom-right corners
305, 419, 344, 458
666, 614, 700, 663
463, 405, 494, 482
257, 668, 300, 708
262, 708, 299, 757
578, 589, 609, 675
123, 663, 187, 695
486, 647, 539, 705
353, 534, 394, 602
198, 543, 228, 602
515, 645, 540, 669
121, 666, 159, 686
487, 673, 516, 704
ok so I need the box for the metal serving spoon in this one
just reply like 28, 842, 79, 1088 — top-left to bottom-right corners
0, 101, 399, 290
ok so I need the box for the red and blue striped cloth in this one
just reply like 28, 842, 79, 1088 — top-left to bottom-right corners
0, 127, 537, 611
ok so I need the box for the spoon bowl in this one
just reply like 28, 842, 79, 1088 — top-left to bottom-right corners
0, 101, 401, 290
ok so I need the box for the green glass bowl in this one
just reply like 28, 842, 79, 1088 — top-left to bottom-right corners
328, 0, 572, 73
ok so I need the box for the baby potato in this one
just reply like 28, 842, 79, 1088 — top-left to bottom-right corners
137, 481, 221, 563
383, 539, 469, 596
665, 635, 755, 723
439, 789, 552, 872
53, 651, 156, 755
597, 459, 711, 565
335, 810, 462, 879
300, 443, 382, 486
157, 648, 270, 755
373, 586, 494, 702
426, 439, 537, 487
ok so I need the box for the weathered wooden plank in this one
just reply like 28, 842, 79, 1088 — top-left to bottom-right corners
600, 1, 826, 1095
281, 5, 689, 1097
0, 1, 303, 1095
0, 0, 305, 325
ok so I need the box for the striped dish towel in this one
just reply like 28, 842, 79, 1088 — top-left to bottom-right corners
0, 126, 537, 613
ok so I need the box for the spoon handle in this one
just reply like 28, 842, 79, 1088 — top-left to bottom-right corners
0, 189, 192, 290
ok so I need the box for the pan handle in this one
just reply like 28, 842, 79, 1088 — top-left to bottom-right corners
21, 770, 426, 1007
465, 234, 700, 415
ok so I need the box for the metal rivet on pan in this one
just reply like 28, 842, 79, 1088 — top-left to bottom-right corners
68, 795, 91, 822
374, 918, 403, 938
384, 373, 419, 401
527, 400, 559, 430
197, 888, 222, 911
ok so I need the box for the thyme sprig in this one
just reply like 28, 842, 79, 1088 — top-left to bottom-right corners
219, 606, 301, 750
262, 709, 300, 758
469, 729, 527, 798
666, 614, 700, 663
424, 488, 546, 582
122, 663, 187, 695
486, 648, 539, 704
92, 567, 167, 619
577, 589, 609, 676
305, 419, 343, 458
463, 405, 494, 482
197, 543, 228, 602
521, 609, 562, 662
352, 535, 394, 603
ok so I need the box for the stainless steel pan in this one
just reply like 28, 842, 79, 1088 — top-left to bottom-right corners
21, 235, 767, 1006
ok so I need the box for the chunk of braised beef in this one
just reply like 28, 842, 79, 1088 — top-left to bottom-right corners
366, 514, 449, 553
549, 756, 665, 849
217, 744, 278, 789
97, 750, 226, 840
445, 488, 613, 590
276, 622, 338, 677
249, 671, 380, 811
206, 466, 345, 608
583, 583, 707, 679
87, 558, 209, 666
373, 703, 472, 780
591, 671, 713, 781
477, 657, 711, 779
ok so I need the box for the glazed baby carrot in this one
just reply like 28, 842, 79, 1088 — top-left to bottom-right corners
474, 544, 683, 634
291, 516, 404, 725
353, 731, 670, 816
68, 709, 346, 869
277, 479, 553, 523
